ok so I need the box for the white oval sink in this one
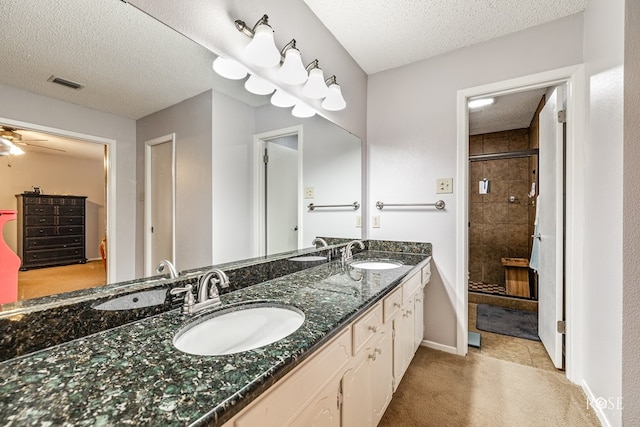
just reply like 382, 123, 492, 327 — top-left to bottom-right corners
350, 260, 403, 270
173, 303, 305, 356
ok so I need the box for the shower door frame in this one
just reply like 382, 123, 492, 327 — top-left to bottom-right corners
455, 64, 586, 384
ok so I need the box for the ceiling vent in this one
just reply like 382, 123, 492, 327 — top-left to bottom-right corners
47, 75, 84, 90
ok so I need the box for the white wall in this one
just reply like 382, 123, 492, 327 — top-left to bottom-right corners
582, 0, 625, 425
0, 151, 105, 259
0, 83, 137, 282
136, 90, 214, 274
367, 14, 584, 349
623, 1, 640, 424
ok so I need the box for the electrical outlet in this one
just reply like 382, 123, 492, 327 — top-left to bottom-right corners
304, 187, 315, 199
356, 215, 362, 228
436, 178, 453, 194
372, 216, 381, 228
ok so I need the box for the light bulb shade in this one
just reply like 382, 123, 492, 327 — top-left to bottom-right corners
292, 103, 315, 118
10, 145, 24, 155
212, 56, 248, 80
244, 74, 276, 95
277, 48, 308, 85
321, 83, 346, 111
245, 24, 281, 68
302, 67, 329, 99
271, 89, 297, 108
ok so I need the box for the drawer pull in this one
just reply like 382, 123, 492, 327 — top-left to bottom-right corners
368, 325, 379, 333
39, 218, 45, 222
416, 298, 422, 303
393, 302, 401, 308
375, 348, 382, 355
407, 310, 413, 315
368, 353, 377, 361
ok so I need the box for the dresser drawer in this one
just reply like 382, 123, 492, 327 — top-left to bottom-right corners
26, 236, 83, 250
383, 287, 402, 323
57, 225, 84, 236
57, 216, 84, 225
26, 216, 55, 226
352, 303, 383, 355
59, 205, 84, 215
26, 205, 55, 215
24, 247, 84, 263
25, 226, 57, 237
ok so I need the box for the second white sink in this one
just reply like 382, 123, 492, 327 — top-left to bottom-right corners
173, 302, 305, 356
350, 260, 403, 270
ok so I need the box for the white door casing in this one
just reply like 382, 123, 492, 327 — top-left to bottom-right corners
266, 140, 298, 255
537, 86, 565, 369
144, 134, 176, 276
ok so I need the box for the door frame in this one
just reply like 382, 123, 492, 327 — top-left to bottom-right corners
144, 133, 176, 276
0, 117, 117, 283
455, 64, 585, 383
253, 125, 304, 257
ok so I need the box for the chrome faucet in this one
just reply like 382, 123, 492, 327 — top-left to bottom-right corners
170, 268, 230, 315
312, 237, 329, 248
156, 259, 178, 279
341, 240, 365, 265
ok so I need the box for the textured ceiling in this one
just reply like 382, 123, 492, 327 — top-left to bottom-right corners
304, 0, 587, 74
469, 88, 547, 135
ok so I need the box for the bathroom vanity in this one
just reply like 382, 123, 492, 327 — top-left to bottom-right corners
0, 240, 431, 426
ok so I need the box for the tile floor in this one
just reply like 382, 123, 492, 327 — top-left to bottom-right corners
468, 302, 558, 372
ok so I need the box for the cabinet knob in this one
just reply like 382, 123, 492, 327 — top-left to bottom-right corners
407, 310, 413, 315
393, 302, 401, 308
375, 348, 382, 355
416, 299, 422, 303
368, 353, 377, 361
368, 325, 379, 333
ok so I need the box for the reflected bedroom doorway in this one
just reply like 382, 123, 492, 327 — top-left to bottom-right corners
0, 118, 112, 302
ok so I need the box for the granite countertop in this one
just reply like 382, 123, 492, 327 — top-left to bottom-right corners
0, 250, 430, 426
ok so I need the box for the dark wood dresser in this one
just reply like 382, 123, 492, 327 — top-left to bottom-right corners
15, 194, 87, 270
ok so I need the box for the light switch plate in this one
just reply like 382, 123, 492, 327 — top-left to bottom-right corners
356, 215, 361, 228
372, 216, 381, 228
304, 187, 315, 199
436, 178, 453, 194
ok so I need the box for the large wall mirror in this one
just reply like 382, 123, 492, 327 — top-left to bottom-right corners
0, 0, 362, 304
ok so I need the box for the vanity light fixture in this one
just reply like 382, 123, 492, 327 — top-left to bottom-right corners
321, 76, 346, 111
292, 103, 316, 118
277, 40, 308, 85
244, 74, 276, 95
212, 56, 248, 80
302, 60, 329, 99
271, 89, 297, 108
236, 15, 281, 68
468, 97, 495, 109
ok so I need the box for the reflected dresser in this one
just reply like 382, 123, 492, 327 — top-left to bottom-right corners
15, 194, 87, 270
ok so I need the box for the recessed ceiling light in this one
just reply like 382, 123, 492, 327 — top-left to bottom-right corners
468, 98, 494, 109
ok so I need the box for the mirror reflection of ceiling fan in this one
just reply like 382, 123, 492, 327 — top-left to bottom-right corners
0, 126, 66, 156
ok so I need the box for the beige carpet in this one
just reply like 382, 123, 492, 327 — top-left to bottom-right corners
380, 347, 600, 427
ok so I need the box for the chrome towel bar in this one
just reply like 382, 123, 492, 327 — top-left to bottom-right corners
308, 202, 360, 211
376, 200, 446, 210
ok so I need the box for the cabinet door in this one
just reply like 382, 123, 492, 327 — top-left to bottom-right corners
372, 331, 393, 426
413, 289, 425, 353
392, 303, 415, 390
290, 374, 341, 427
342, 351, 373, 427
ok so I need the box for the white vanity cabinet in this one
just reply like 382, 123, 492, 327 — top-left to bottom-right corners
224, 259, 431, 427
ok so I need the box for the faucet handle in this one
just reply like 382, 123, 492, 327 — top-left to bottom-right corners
170, 283, 195, 311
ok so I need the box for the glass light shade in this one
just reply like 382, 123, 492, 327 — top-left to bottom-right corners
292, 103, 315, 118
212, 57, 248, 80
10, 144, 24, 155
277, 48, 308, 85
321, 83, 346, 111
244, 74, 276, 95
245, 24, 281, 68
271, 89, 297, 108
302, 68, 329, 99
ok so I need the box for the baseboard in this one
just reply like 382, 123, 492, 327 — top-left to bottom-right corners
421, 340, 458, 355
87, 257, 102, 262
581, 379, 617, 427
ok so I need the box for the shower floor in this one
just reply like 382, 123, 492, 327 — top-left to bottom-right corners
468, 281, 507, 296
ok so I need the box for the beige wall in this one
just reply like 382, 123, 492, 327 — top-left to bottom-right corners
0, 151, 105, 260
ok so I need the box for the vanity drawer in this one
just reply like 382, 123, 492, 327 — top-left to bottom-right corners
422, 262, 431, 285
352, 302, 383, 355
402, 271, 422, 303
383, 287, 402, 323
